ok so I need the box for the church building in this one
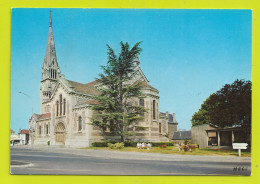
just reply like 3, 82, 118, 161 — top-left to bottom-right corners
29, 11, 178, 147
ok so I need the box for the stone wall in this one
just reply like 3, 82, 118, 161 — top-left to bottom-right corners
168, 123, 178, 140
191, 124, 209, 148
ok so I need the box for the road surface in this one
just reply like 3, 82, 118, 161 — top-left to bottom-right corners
10, 146, 251, 175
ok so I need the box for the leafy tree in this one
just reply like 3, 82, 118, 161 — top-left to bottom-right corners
191, 96, 213, 126
191, 79, 252, 141
91, 41, 146, 142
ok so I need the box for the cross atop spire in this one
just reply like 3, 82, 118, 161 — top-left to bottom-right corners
49, 9, 52, 27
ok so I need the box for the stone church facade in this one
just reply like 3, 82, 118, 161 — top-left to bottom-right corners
29, 12, 178, 147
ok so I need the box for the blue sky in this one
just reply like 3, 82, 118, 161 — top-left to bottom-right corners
11, 8, 252, 133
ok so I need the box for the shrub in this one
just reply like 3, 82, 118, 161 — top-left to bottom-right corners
183, 146, 188, 152
160, 144, 167, 148
124, 141, 137, 147
125, 141, 174, 147
91, 141, 108, 147
184, 138, 190, 145
47, 141, 50, 146
151, 142, 174, 147
91, 141, 174, 148
108, 142, 124, 149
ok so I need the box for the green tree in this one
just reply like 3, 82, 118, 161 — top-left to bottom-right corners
191, 96, 213, 126
91, 41, 146, 142
191, 79, 252, 142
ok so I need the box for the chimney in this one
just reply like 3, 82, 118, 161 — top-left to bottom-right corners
166, 111, 169, 118
172, 113, 176, 122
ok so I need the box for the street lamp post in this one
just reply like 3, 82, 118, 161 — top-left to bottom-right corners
18, 92, 34, 147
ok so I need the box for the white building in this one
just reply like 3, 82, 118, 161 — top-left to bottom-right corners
18, 129, 29, 145
10, 129, 29, 145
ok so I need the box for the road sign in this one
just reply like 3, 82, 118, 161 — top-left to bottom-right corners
232, 143, 248, 157
232, 143, 248, 149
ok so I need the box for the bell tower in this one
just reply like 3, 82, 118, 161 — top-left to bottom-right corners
40, 10, 61, 110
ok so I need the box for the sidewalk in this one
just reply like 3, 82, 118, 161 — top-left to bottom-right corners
13, 145, 251, 163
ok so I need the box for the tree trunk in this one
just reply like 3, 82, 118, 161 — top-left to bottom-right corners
120, 135, 125, 143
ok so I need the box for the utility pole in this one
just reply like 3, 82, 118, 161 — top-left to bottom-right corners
18, 92, 34, 147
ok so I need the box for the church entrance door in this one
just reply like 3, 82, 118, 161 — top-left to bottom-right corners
55, 122, 66, 144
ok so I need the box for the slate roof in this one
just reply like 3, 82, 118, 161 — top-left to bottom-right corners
67, 79, 100, 96
66, 79, 157, 96
172, 131, 191, 140
36, 113, 51, 120
160, 112, 178, 124
77, 100, 100, 106
132, 80, 157, 90
169, 114, 178, 124
19, 129, 29, 134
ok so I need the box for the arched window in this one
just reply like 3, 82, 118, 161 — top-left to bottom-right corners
39, 125, 42, 135
78, 116, 82, 131
59, 94, 62, 116
46, 124, 49, 134
139, 99, 144, 117
153, 100, 156, 120
56, 101, 59, 116
159, 123, 161, 134
63, 99, 66, 115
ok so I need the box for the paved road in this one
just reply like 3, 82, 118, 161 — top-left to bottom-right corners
10, 146, 251, 175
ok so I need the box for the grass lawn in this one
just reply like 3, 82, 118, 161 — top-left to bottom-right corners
82, 146, 251, 157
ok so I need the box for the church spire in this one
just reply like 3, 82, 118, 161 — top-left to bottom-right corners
49, 9, 52, 27
42, 10, 60, 81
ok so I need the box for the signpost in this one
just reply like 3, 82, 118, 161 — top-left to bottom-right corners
232, 143, 248, 157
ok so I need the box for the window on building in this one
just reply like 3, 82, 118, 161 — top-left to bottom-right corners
153, 100, 156, 120
63, 99, 66, 115
157, 102, 159, 120
159, 123, 161, 134
46, 124, 49, 134
139, 99, 144, 117
59, 94, 62, 116
78, 116, 82, 131
39, 125, 41, 135
56, 101, 59, 116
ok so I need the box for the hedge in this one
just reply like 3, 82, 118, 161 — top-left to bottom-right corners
150, 142, 174, 147
124, 141, 174, 147
108, 142, 124, 149
91, 141, 117, 147
91, 141, 174, 147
